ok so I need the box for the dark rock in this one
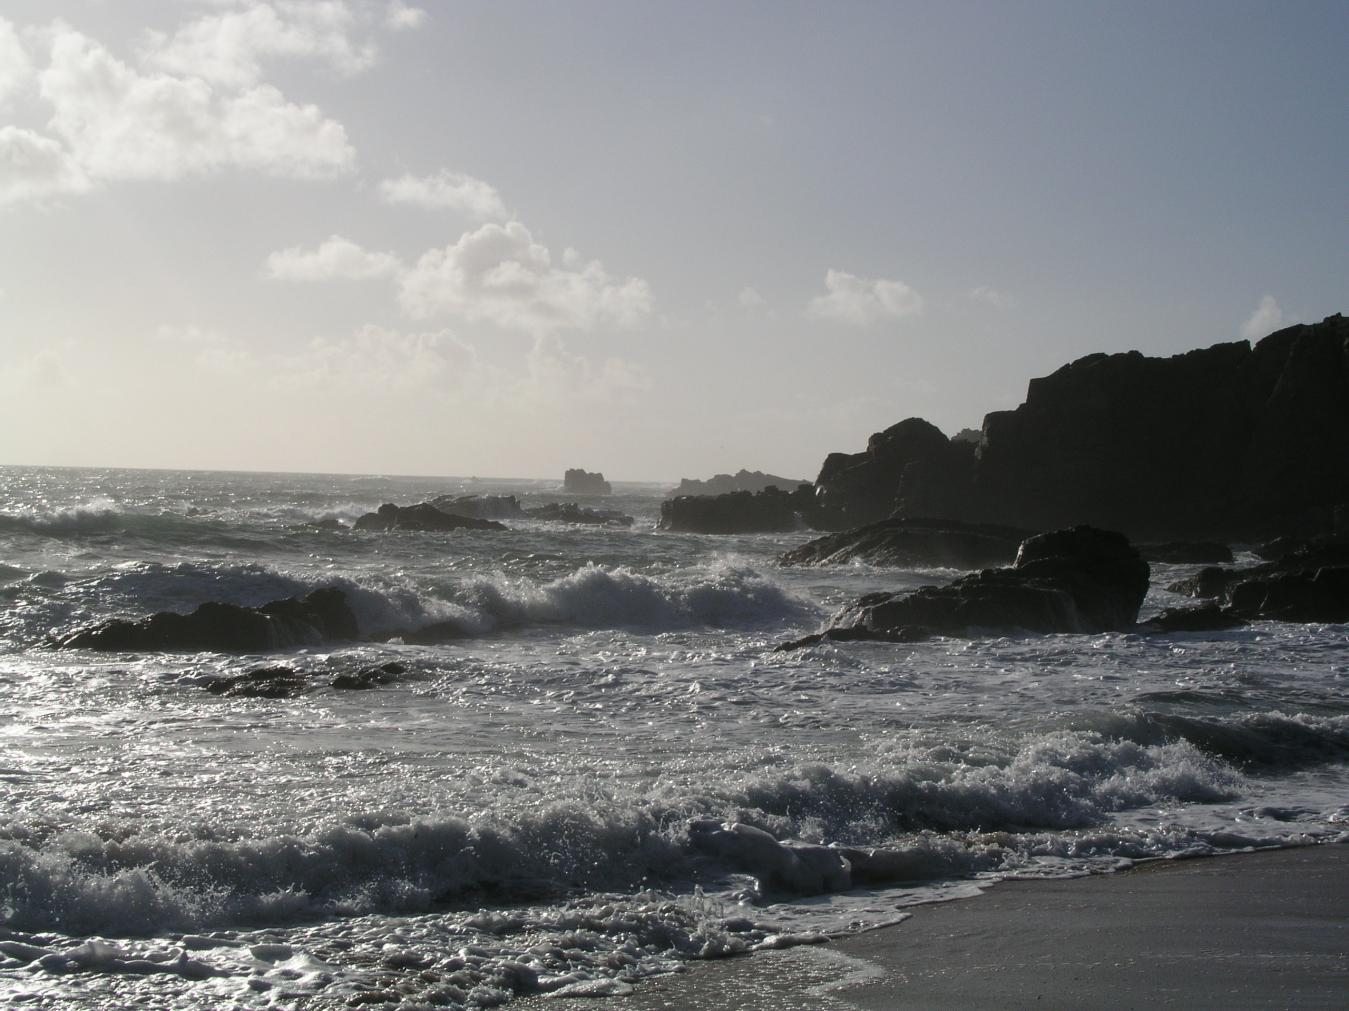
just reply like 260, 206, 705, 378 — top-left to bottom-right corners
811, 314, 1349, 543
59, 588, 359, 653
660, 485, 815, 534
353, 502, 507, 532
331, 661, 406, 690
1166, 566, 1240, 599
1138, 541, 1234, 565
524, 502, 634, 526
563, 469, 611, 495
205, 665, 308, 698
1227, 568, 1349, 623
779, 517, 1031, 569
1139, 604, 1247, 633
804, 527, 1149, 642
669, 469, 809, 498
775, 625, 931, 651
429, 494, 525, 521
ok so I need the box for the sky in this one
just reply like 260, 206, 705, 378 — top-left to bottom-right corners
1, 1, 1345, 482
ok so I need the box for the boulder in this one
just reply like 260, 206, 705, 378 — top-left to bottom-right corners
57, 588, 359, 652
429, 494, 526, 521
563, 469, 612, 495
524, 502, 634, 526
353, 502, 507, 532
669, 469, 809, 498
796, 527, 1149, 643
779, 517, 1031, 569
660, 485, 815, 534
1139, 604, 1247, 633
1164, 540, 1349, 624
205, 665, 308, 698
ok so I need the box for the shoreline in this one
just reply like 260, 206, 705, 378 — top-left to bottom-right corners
521, 843, 1348, 1010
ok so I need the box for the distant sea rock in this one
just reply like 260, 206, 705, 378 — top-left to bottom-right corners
57, 588, 359, 653
669, 469, 808, 498
430, 494, 526, 521
353, 502, 507, 532
811, 314, 1349, 543
780, 517, 1031, 569
524, 502, 634, 526
780, 527, 1149, 647
660, 485, 815, 534
563, 469, 612, 495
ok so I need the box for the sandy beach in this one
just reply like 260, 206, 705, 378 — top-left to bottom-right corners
523, 844, 1348, 1010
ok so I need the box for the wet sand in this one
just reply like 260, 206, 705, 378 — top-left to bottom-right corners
522, 844, 1348, 1010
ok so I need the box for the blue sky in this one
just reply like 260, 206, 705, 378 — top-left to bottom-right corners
1, 1, 1345, 480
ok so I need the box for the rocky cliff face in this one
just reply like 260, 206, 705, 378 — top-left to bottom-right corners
813, 314, 1348, 542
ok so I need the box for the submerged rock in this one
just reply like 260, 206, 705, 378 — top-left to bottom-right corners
524, 502, 634, 526
563, 469, 612, 495
58, 588, 359, 653
793, 527, 1149, 644
660, 485, 815, 534
780, 517, 1031, 569
204, 665, 308, 698
1139, 604, 1248, 633
353, 502, 507, 532
331, 661, 406, 690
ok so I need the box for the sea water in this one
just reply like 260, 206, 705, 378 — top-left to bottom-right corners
0, 466, 1345, 1008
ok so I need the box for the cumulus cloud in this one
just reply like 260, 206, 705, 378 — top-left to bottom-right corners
968, 285, 1013, 309
384, 2, 428, 31
398, 220, 653, 334
379, 170, 509, 221
0, 125, 91, 205
808, 268, 923, 325
737, 286, 765, 309
0, 18, 33, 106
1240, 294, 1294, 341
39, 26, 355, 183
265, 234, 401, 280
141, 2, 377, 88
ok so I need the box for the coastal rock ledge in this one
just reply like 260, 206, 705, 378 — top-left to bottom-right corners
780, 526, 1149, 648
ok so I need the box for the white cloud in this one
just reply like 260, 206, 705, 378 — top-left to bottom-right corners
808, 268, 923, 325
265, 234, 401, 280
0, 125, 90, 205
399, 220, 653, 334
39, 26, 355, 183
737, 286, 765, 309
517, 335, 652, 408
276, 324, 470, 391
968, 285, 1013, 309
378, 170, 509, 221
384, 2, 428, 31
1240, 294, 1293, 341
0, 18, 33, 106
142, 1, 376, 88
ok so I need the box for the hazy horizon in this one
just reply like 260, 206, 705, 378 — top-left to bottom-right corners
3, 1, 1346, 481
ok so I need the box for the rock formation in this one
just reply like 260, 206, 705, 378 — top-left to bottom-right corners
57, 588, 359, 652
429, 494, 526, 520
524, 502, 634, 526
660, 485, 815, 534
1166, 538, 1349, 624
780, 517, 1031, 569
812, 314, 1349, 542
353, 503, 507, 532
563, 469, 612, 495
669, 469, 808, 498
781, 527, 1150, 647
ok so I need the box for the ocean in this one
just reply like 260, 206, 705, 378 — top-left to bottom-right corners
0, 465, 1345, 1008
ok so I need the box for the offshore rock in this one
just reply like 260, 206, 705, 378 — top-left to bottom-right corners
807, 527, 1149, 641
429, 494, 526, 521
524, 502, 635, 526
660, 485, 815, 534
812, 315, 1349, 542
669, 469, 809, 498
1165, 540, 1349, 623
779, 517, 1031, 569
57, 588, 359, 652
563, 469, 612, 495
354, 502, 507, 532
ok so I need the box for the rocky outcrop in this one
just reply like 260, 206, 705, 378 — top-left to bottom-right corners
786, 527, 1149, 645
660, 485, 815, 534
813, 314, 1349, 542
563, 469, 611, 495
1138, 604, 1247, 633
57, 588, 359, 652
1165, 539, 1349, 624
524, 502, 634, 526
669, 470, 808, 498
204, 660, 408, 697
354, 503, 507, 532
780, 517, 1031, 569
429, 494, 526, 521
